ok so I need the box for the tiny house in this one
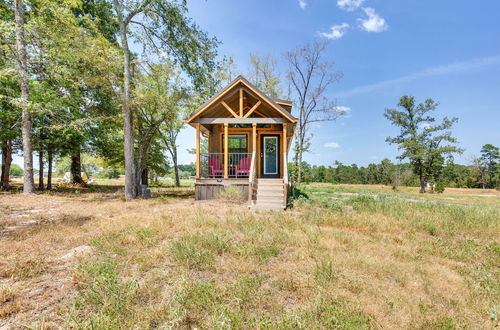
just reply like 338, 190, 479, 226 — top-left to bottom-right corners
184, 76, 297, 210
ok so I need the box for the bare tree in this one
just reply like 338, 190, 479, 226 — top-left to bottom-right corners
14, 0, 34, 193
286, 40, 345, 182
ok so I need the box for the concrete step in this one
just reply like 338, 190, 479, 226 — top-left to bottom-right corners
256, 196, 284, 203
256, 184, 284, 190
257, 191, 284, 197
257, 179, 283, 184
251, 202, 285, 211
254, 199, 283, 205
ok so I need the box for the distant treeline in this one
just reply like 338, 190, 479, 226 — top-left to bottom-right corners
289, 159, 499, 190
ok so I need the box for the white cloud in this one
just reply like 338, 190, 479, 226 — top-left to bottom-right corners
358, 7, 388, 32
337, 0, 364, 11
334, 105, 351, 112
324, 142, 341, 148
336, 55, 500, 98
420, 123, 432, 129
298, 0, 307, 9
320, 23, 350, 40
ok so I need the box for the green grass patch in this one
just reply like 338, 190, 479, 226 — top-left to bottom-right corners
170, 231, 231, 270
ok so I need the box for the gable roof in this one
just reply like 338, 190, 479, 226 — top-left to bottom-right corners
184, 75, 297, 123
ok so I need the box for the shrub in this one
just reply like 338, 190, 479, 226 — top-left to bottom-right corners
101, 167, 121, 179
9, 164, 23, 177
435, 181, 445, 193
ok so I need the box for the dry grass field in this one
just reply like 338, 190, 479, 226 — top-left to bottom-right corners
0, 181, 498, 329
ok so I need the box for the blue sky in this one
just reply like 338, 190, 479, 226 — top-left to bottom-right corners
13, 0, 500, 169
176, 0, 500, 166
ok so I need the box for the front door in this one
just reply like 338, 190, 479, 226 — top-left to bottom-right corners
260, 134, 280, 178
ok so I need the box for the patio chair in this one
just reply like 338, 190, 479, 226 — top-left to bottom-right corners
235, 157, 250, 178
209, 157, 224, 178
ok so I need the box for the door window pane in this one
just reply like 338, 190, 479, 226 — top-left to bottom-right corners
264, 136, 278, 174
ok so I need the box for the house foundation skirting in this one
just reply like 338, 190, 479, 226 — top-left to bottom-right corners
195, 180, 249, 200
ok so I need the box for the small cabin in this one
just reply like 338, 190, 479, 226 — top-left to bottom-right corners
184, 76, 297, 210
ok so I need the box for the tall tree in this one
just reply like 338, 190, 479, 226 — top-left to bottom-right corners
23, 0, 121, 188
110, 0, 219, 200
0, 35, 20, 190
248, 53, 282, 98
480, 144, 499, 188
286, 40, 345, 182
133, 62, 187, 189
14, 0, 34, 193
384, 96, 463, 193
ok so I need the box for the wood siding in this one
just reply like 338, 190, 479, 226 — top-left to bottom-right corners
195, 182, 249, 201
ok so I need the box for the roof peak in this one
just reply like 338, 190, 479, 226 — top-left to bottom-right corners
184, 75, 297, 123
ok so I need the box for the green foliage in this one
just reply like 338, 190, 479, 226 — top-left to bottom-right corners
9, 164, 22, 176
99, 167, 121, 179
384, 96, 463, 190
480, 144, 499, 189
435, 181, 445, 193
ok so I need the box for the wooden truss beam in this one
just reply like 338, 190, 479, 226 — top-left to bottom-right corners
239, 88, 243, 117
243, 101, 262, 118
221, 101, 239, 118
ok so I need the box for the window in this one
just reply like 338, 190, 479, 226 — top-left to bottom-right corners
222, 134, 247, 153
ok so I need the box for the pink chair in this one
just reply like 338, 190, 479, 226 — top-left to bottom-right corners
209, 157, 224, 178
235, 158, 250, 178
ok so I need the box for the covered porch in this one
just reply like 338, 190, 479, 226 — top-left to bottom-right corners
184, 75, 297, 203
194, 119, 293, 181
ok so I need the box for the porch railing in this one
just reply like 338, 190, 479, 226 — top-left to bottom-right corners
200, 152, 252, 179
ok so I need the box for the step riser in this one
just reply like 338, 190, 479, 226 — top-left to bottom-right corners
255, 185, 284, 190
251, 206, 284, 211
257, 193, 284, 197
256, 197, 283, 202
256, 188, 284, 193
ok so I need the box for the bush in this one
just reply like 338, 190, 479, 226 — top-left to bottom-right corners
9, 164, 23, 177
435, 181, 445, 193
100, 167, 121, 179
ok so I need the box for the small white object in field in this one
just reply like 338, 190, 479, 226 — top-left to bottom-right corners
58, 245, 92, 261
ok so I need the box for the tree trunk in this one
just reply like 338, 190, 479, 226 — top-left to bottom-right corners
15, 0, 34, 194
297, 145, 303, 183
141, 168, 148, 186
420, 178, 426, 193
1, 140, 13, 190
172, 145, 180, 187
47, 148, 53, 190
115, 1, 136, 200
71, 147, 84, 184
38, 150, 44, 190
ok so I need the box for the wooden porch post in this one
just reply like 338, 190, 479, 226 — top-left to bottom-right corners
283, 123, 287, 178
252, 123, 257, 174
195, 123, 200, 179
239, 88, 243, 117
224, 123, 229, 178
